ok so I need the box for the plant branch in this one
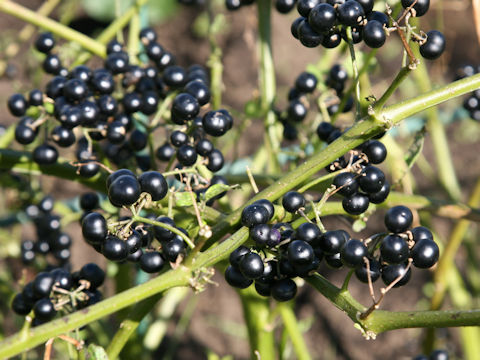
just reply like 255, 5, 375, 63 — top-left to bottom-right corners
278, 302, 312, 360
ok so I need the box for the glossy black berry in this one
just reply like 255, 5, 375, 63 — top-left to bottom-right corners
51, 126, 75, 147
170, 131, 189, 147
420, 30, 446, 60
297, 0, 321, 17
108, 175, 141, 207
355, 258, 381, 283
139, 251, 165, 273
359, 166, 385, 194
287, 240, 314, 267
429, 350, 449, 360
80, 263, 105, 289
342, 193, 369, 215
367, 11, 389, 26
381, 263, 411, 287
287, 99, 308, 122
363, 140, 387, 164
172, 93, 200, 122
249, 224, 270, 247
81, 212, 107, 244
78, 160, 100, 178
139, 27, 157, 44
275, 0, 296, 13
296, 222, 321, 244
316, 122, 335, 141
35, 32, 55, 53
8, 94, 28, 117
308, 3, 336, 33
106, 39, 123, 54
356, 0, 374, 13
163, 65, 187, 88
138, 171, 168, 201
282, 191, 305, 213
319, 230, 348, 254
12, 293, 32, 315
363, 20, 386, 48
102, 235, 128, 262
122, 92, 143, 113
333, 172, 358, 196
206, 149, 224, 172
146, 42, 164, 61
185, 80, 210, 106
271, 278, 297, 301
239, 252, 264, 279
33, 144, 58, 165
298, 21, 323, 48
34, 298, 56, 321
202, 110, 231, 137
295, 72, 318, 93
15, 123, 37, 145
401, 0, 429, 16
229, 245, 251, 269
411, 239, 439, 268
33, 272, 55, 298
241, 204, 270, 228
28, 89, 43, 106
411, 226, 434, 242
91, 70, 115, 94
322, 31, 342, 48
337, 0, 365, 27
380, 235, 409, 264
328, 64, 348, 85
196, 139, 214, 156
291, 17, 305, 39
153, 216, 176, 241
253, 199, 275, 221
368, 181, 390, 204
384, 205, 413, 233
43, 54, 62, 75
156, 143, 175, 161
176, 145, 198, 166
341, 239, 368, 268
225, 265, 253, 288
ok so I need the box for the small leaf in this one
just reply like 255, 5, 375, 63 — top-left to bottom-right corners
404, 126, 426, 169
204, 184, 230, 201
86, 344, 108, 360
175, 192, 194, 207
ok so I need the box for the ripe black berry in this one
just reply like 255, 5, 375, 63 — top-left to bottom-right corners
381, 263, 411, 287
138, 171, 168, 201
380, 234, 409, 264
185, 80, 210, 106
163, 65, 187, 88
202, 110, 231, 137
80, 263, 105, 289
196, 139, 214, 156
358, 166, 385, 193
287, 99, 308, 122
333, 172, 358, 196
296, 222, 321, 244
287, 240, 314, 267
297, 0, 321, 17
363, 20, 386, 48
156, 143, 175, 161
368, 181, 390, 204
410, 239, 439, 268
176, 145, 198, 166
35, 32, 55, 53
43, 54, 62, 75
275, 0, 296, 13
12, 293, 32, 315
295, 72, 318, 93
271, 278, 297, 301
8, 94, 28, 117
172, 93, 200, 122
342, 193, 369, 215
33, 144, 58, 165
355, 258, 381, 283
108, 175, 141, 207
102, 235, 128, 262
411, 226, 433, 242
282, 191, 305, 213
298, 21, 322, 48
239, 252, 264, 279
81, 212, 107, 244
308, 3, 336, 33
319, 230, 348, 254
420, 30, 446, 60
401, 0, 429, 16
241, 204, 270, 228
139, 251, 165, 273
34, 298, 56, 321
340, 239, 368, 268
337, 1, 365, 27
363, 140, 387, 164
206, 149, 224, 172
225, 265, 253, 288
384, 205, 413, 233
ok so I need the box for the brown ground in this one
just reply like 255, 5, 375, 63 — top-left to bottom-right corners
0, 0, 479, 359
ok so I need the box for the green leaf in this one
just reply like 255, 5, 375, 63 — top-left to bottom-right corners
175, 192, 194, 207
86, 344, 108, 360
404, 126, 426, 169
204, 184, 230, 201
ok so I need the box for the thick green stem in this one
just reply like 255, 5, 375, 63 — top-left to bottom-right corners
374, 66, 413, 110
0, 0, 106, 57
239, 287, 276, 360
257, 0, 280, 172
278, 302, 312, 360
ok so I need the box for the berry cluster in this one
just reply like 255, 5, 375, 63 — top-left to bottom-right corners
413, 349, 449, 360
11, 263, 105, 325
8, 28, 230, 174
278, 65, 353, 142
21, 195, 72, 266
290, 0, 445, 60
81, 169, 188, 271
225, 193, 438, 300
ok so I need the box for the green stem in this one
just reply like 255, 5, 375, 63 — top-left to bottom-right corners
278, 302, 312, 360
0, 124, 15, 148
257, 0, 280, 172
239, 287, 276, 360
345, 27, 361, 119
374, 66, 413, 110
207, 2, 223, 109
0, 0, 106, 57
0, 149, 107, 192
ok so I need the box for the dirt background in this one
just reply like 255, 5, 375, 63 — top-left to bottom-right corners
1, 0, 480, 359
